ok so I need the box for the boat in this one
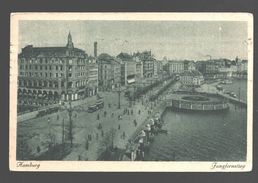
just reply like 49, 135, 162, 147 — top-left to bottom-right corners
223, 90, 231, 94
216, 85, 223, 91
221, 80, 233, 84
229, 92, 237, 98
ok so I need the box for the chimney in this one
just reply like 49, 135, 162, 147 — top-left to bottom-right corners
94, 42, 97, 58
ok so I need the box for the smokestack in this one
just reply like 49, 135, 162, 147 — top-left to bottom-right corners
94, 42, 97, 58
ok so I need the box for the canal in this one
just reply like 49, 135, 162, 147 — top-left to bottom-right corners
145, 79, 247, 161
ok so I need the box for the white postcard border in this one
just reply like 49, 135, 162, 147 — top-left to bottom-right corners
9, 12, 253, 172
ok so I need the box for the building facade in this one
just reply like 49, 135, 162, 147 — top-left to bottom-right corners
180, 70, 204, 87
98, 53, 121, 91
168, 61, 185, 75
117, 52, 137, 85
133, 51, 154, 78
184, 60, 196, 71
18, 33, 92, 108
87, 62, 99, 96
135, 60, 144, 80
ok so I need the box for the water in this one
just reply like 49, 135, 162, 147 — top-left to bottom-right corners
146, 105, 247, 161
145, 79, 247, 161
222, 79, 247, 102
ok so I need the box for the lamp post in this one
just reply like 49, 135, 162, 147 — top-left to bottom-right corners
67, 92, 73, 148
118, 85, 121, 109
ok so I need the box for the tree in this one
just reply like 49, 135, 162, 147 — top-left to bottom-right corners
98, 128, 117, 154
16, 134, 33, 160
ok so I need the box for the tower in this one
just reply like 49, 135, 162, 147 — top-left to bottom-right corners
94, 42, 97, 58
66, 32, 74, 49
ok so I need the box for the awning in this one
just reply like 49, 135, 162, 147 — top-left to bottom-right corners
127, 78, 135, 84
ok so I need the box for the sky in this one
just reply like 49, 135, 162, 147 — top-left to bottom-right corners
19, 20, 248, 60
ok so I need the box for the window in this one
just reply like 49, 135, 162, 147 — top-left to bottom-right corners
25, 65, 28, 70
35, 65, 38, 70
40, 66, 43, 70
45, 66, 47, 70
45, 59, 48, 64
69, 73, 72, 77
56, 65, 58, 70
45, 73, 47, 77
49, 66, 52, 70
20, 65, 23, 70
60, 66, 63, 71
29, 65, 32, 70
56, 73, 58, 78
50, 73, 52, 78
40, 73, 43, 77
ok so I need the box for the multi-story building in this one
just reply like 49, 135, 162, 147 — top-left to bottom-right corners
87, 62, 98, 96
18, 32, 91, 108
167, 61, 185, 75
117, 52, 137, 85
135, 60, 143, 80
236, 57, 248, 72
153, 61, 158, 78
156, 60, 163, 75
133, 51, 154, 78
184, 60, 196, 71
195, 60, 219, 79
98, 53, 121, 91
180, 70, 204, 87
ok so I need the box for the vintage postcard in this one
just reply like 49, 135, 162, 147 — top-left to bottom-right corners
9, 13, 253, 172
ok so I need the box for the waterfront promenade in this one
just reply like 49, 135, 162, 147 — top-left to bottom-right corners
17, 78, 179, 160
195, 81, 247, 106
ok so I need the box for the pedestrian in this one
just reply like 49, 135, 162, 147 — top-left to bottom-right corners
37, 146, 41, 153
85, 140, 89, 150
122, 131, 126, 139
118, 124, 121, 130
134, 119, 137, 127
98, 123, 102, 130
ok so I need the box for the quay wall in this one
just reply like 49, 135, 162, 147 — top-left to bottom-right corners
174, 91, 247, 108
171, 99, 229, 111
127, 100, 168, 144
217, 94, 247, 108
